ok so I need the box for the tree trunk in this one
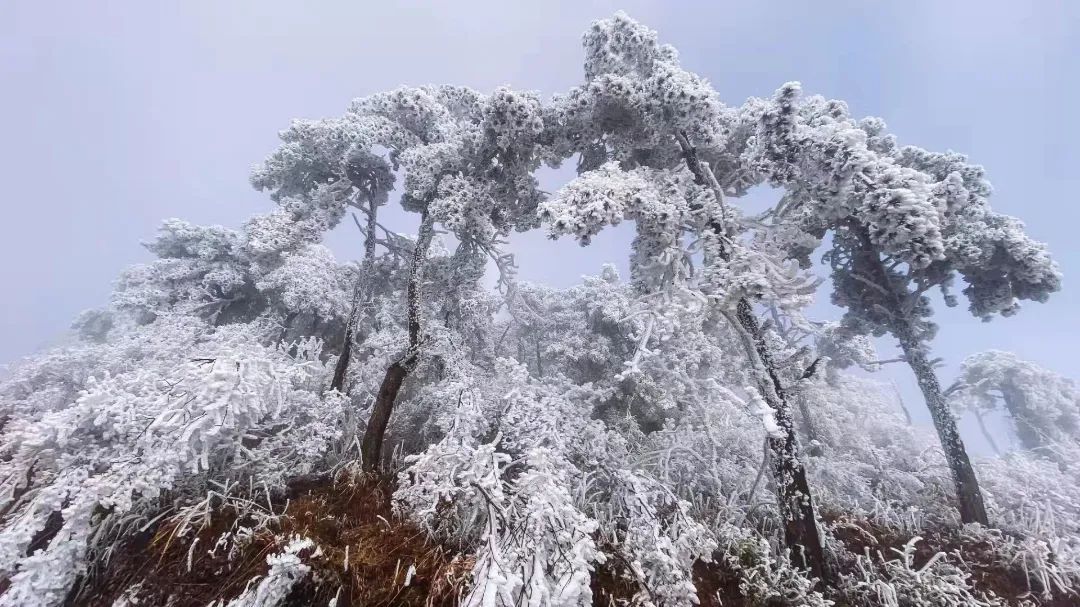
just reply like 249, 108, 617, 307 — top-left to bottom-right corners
736, 300, 831, 583
360, 360, 410, 469
676, 132, 830, 583
360, 206, 434, 472
973, 409, 1002, 456
331, 200, 380, 393
1001, 386, 1042, 452
891, 380, 914, 425
330, 322, 357, 392
897, 333, 989, 525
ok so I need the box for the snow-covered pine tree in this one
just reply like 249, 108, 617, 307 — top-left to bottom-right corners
539, 13, 831, 581
739, 85, 1061, 525
951, 350, 1079, 457
253, 85, 547, 471
2, 11, 1078, 607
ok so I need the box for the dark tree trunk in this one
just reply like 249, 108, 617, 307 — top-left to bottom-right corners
897, 333, 989, 525
330, 198, 380, 393
360, 360, 411, 470
359, 206, 434, 472
736, 300, 831, 583
972, 410, 1002, 456
329, 323, 355, 392
676, 131, 830, 583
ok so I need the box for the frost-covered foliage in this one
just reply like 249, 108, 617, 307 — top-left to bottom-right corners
734, 76, 1065, 527
840, 536, 1005, 607
952, 350, 1080, 453
814, 321, 879, 374
395, 357, 717, 607
0, 319, 346, 606
404, 443, 602, 607
214, 536, 319, 607
713, 11, 1059, 527
1, 10, 1076, 607
112, 215, 356, 344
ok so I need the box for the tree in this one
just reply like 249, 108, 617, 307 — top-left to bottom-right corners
739, 84, 1061, 526
539, 13, 831, 581
5, 11, 1080, 607
951, 350, 1080, 457
254, 85, 547, 471
328, 154, 394, 392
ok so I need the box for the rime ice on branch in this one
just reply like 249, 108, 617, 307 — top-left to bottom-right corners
0, 11, 1072, 607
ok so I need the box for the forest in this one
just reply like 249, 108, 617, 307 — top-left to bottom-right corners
0, 12, 1076, 607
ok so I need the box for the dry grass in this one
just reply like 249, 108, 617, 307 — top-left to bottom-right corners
589, 547, 754, 607
825, 511, 1077, 607
74, 473, 469, 607
65, 480, 1077, 606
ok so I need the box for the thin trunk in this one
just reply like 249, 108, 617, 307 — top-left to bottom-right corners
973, 409, 1002, 456
534, 331, 544, 377
360, 361, 409, 469
735, 300, 830, 582
891, 380, 914, 425
360, 206, 434, 472
330, 299, 359, 392
331, 201, 380, 393
676, 132, 830, 583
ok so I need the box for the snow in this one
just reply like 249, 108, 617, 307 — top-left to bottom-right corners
0, 10, 1075, 607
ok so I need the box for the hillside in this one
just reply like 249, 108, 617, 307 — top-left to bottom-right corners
0, 12, 1077, 607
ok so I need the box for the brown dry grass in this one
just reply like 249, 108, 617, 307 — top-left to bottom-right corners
64, 478, 1076, 606
74, 474, 469, 607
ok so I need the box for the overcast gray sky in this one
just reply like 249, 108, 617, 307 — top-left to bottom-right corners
2, 1, 1078, 450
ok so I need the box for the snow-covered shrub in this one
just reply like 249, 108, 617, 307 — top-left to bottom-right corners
592, 470, 717, 607
799, 375, 956, 530
712, 523, 832, 607
398, 436, 602, 606
212, 535, 319, 607
959, 525, 1080, 602
0, 322, 347, 606
978, 449, 1080, 538
839, 537, 1004, 607
395, 358, 720, 607
463, 448, 601, 607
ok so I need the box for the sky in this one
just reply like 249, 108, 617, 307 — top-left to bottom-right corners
2, 1, 1078, 452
